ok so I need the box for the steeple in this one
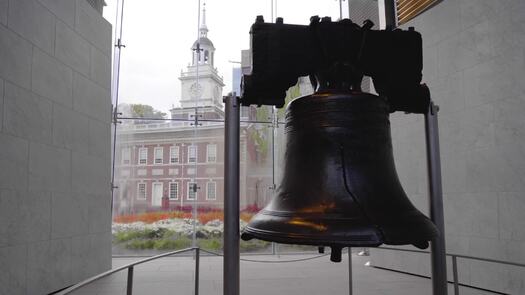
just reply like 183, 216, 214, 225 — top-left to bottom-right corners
200, 3, 208, 38
192, 2, 215, 66
179, 1, 224, 109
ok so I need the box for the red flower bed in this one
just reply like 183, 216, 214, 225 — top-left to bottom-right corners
113, 204, 262, 224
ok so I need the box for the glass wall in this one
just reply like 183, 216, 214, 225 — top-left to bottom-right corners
111, 117, 276, 255
104, 0, 344, 256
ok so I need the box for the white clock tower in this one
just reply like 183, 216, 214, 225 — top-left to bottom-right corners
178, 4, 225, 109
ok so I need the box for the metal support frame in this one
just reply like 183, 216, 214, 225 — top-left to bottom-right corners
224, 93, 241, 295
348, 249, 353, 295
377, 2, 448, 291
378, 0, 397, 29
425, 101, 448, 295
195, 247, 200, 295
452, 255, 459, 295
110, 0, 125, 214
126, 266, 133, 295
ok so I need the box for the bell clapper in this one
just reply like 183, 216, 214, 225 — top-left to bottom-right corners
330, 247, 343, 263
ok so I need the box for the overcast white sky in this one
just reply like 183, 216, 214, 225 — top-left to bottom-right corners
103, 0, 350, 114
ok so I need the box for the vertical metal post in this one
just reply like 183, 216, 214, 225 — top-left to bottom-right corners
378, 0, 397, 29
224, 93, 240, 295
339, 0, 343, 20
270, 0, 273, 22
192, 0, 203, 249
271, 106, 277, 257
348, 248, 353, 295
110, 0, 125, 214
452, 256, 459, 295
425, 102, 448, 295
195, 248, 200, 295
126, 266, 134, 295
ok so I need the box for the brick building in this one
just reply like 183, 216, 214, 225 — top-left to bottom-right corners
113, 6, 273, 214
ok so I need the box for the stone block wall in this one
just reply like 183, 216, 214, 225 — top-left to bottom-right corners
371, 0, 525, 294
0, 0, 112, 294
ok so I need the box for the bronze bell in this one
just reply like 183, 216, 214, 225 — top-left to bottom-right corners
241, 91, 439, 262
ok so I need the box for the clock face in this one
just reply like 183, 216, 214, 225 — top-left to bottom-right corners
190, 83, 203, 98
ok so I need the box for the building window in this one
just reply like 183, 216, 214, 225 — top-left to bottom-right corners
154, 147, 163, 164
187, 181, 198, 200
122, 147, 131, 164
206, 181, 216, 200
170, 146, 179, 163
207, 144, 217, 162
137, 183, 146, 200
169, 182, 179, 200
188, 145, 197, 163
138, 147, 148, 165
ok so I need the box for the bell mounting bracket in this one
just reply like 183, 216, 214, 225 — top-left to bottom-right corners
240, 15, 431, 114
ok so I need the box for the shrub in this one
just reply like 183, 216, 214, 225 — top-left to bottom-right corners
113, 211, 192, 224
154, 237, 191, 250
240, 212, 254, 222
198, 238, 222, 251
240, 239, 270, 252
198, 211, 224, 224
114, 229, 157, 242
242, 203, 262, 213
125, 239, 155, 250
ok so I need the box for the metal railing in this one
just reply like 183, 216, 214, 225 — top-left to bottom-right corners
56, 247, 201, 295
375, 247, 525, 295
55, 245, 524, 295
55, 246, 337, 295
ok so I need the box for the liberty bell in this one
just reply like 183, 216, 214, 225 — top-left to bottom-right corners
240, 16, 439, 262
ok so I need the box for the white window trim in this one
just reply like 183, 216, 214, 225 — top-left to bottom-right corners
138, 147, 148, 165
188, 145, 197, 163
187, 181, 197, 200
206, 181, 216, 200
169, 182, 179, 200
170, 146, 180, 164
206, 144, 217, 163
137, 183, 147, 200
122, 147, 131, 164
154, 147, 163, 164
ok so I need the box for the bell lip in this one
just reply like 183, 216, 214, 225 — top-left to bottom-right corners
242, 226, 434, 250
241, 225, 384, 247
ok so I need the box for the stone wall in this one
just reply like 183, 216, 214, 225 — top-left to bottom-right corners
371, 0, 525, 293
0, 0, 112, 293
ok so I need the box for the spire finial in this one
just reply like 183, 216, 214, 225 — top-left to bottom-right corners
202, 2, 206, 27
199, 2, 208, 37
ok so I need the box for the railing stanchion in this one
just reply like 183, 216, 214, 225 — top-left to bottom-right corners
195, 248, 200, 295
452, 255, 459, 295
348, 248, 353, 295
126, 266, 134, 295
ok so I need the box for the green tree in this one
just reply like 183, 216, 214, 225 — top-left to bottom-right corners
247, 82, 303, 163
119, 103, 166, 118
118, 103, 167, 123
277, 83, 301, 120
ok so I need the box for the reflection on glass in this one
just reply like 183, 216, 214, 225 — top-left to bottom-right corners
110, 82, 314, 255
112, 118, 277, 255
106, 0, 338, 256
